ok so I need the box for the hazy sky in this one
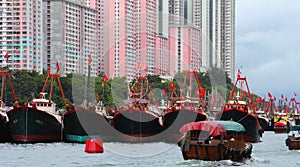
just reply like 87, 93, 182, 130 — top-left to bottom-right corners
235, 0, 300, 100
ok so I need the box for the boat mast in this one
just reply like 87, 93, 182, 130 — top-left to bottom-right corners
0, 71, 18, 105
85, 61, 91, 108
41, 71, 67, 108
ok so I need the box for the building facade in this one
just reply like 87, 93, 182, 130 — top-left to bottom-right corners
102, 0, 157, 81
0, 0, 43, 73
168, 0, 235, 80
43, 0, 98, 76
220, 0, 235, 80
169, 26, 201, 76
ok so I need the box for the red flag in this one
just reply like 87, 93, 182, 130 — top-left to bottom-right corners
243, 90, 247, 96
103, 74, 108, 84
294, 92, 297, 96
4, 52, 9, 63
268, 91, 272, 98
88, 54, 92, 64
237, 69, 241, 78
274, 96, 276, 101
96, 93, 100, 99
281, 94, 284, 99
145, 64, 148, 72
56, 61, 60, 73
256, 97, 259, 102
169, 83, 175, 90
162, 89, 167, 95
285, 97, 288, 102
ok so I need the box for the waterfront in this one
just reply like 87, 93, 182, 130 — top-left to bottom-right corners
0, 131, 299, 167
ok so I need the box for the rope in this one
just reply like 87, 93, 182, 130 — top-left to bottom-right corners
237, 114, 249, 123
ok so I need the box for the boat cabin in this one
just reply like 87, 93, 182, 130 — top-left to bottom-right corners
286, 125, 300, 150
27, 93, 56, 115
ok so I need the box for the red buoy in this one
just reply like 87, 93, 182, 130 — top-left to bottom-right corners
85, 138, 104, 153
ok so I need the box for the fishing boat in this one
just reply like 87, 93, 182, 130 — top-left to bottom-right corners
215, 70, 263, 143
255, 97, 275, 131
63, 61, 114, 143
178, 121, 252, 162
273, 112, 289, 133
285, 125, 300, 150
162, 71, 208, 142
8, 72, 66, 143
63, 101, 115, 142
0, 71, 18, 142
257, 110, 274, 131
112, 77, 164, 142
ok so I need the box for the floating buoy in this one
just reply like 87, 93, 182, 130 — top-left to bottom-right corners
85, 138, 104, 153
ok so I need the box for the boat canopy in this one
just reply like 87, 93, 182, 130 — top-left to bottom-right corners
290, 125, 300, 131
215, 120, 246, 132
180, 121, 226, 137
274, 121, 286, 127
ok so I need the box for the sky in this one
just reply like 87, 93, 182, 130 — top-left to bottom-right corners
235, 0, 300, 100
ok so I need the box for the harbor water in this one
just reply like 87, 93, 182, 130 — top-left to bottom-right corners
0, 131, 299, 167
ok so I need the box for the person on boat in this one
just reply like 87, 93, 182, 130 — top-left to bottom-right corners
286, 121, 290, 133
204, 136, 213, 144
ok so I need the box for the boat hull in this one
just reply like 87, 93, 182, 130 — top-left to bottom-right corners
286, 136, 300, 150
0, 115, 10, 142
274, 126, 287, 134
112, 108, 164, 142
258, 117, 274, 131
63, 108, 114, 143
162, 109, 207, 142
215, 109, 262, 143
7, 106, 62, 143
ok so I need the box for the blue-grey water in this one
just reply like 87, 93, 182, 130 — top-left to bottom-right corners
1, 131, 300, 167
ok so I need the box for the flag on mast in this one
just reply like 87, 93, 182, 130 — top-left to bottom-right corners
88, 54, 92, 65
56, 60, 60, 73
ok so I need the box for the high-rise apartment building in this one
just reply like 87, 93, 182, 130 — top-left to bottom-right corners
169, 0, 235, 80
102, 0, 157, 81
207, 0, 235, 79
0, 0, 43, 73
43, 0, 98, 76
168, 0, 202, 75
169, 26, 201, 76
220, 0, 235, 80
156, 0, 170, 75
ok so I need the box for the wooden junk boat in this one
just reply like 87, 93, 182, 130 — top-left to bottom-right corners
178, 121, 252, 162
285, 125, 300, 150
162, 71, 208, 142
215, 70, 263, 143
0, 71, 18, 142
112, 77, 164, 142
8, 72, 66, 143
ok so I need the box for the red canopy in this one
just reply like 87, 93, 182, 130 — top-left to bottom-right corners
274, 121, 286, 127
180, 121, 227, 137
